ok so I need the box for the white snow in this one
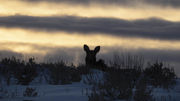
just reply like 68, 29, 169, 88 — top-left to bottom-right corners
152, 79, 180, 101
1, 82, 89, 101
1, 71, 180, 101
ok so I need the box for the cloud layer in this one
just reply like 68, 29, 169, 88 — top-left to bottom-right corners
0, 15, 180, 40
23, 0, 180, 8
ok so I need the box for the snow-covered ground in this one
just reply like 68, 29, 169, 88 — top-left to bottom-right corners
1, 73, 180, 101
1, 82, 89, 101
152, 79, 180, 101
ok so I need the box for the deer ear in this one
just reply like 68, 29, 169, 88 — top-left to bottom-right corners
84, 44, 90, 52
94, 46, 100, 53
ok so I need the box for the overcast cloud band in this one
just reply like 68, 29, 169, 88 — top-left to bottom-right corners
0, 15, 180, 40
23, 0, 180, 8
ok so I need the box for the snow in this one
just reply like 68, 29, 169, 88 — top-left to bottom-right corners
1, 82, 89, 101
1, 70, 180, 101
152, 79, 180, 101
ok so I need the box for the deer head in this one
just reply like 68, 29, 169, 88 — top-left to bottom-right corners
83, 44, 100, 66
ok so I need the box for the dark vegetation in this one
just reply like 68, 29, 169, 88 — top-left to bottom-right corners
84, 54, 177, 101
144, 62, 177, 89
46, 62, 81, 85
0, 57, 81, 85
0, 57, 37, 85
23, 87, 38, 97
0, 54, 177, 101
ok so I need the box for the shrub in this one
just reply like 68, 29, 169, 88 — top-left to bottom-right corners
48, 62, 71, 85
134, 77, 155, 101
23, 87, 38, 97
103, 68, 141, 100
68, 67, 81, 82
85, 67, 142, 101
0, 57, 37, 85
14, 58, 37, 85
144, 62, 177, 89
88, 87, 106, 101
111, 53, 144, 70
48, 61, 81, 85
15, 66, 37, 85
77, 65, 90, 75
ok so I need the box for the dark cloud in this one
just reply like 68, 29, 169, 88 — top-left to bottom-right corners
0, 15, 180, 40
0, 42, 53, 52
43, 47, 84, 64
23, 0, 180, 8
0, 50, 23, 59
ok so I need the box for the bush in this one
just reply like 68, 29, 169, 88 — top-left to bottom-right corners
134, 77, 154, 101
48, 62, 71, 85
77, 65, 90, 75
14, 58, 37, 85
103, 68, 141, 100
144, 62, 177, 89
48, 61, 81, 85
85, 67, 142, 101
0, 57, 81, 85
85, 54, 145, 101
69, 67, 81, 82
23, 87, 38, 97
0, 57, 37, 85
111, 53, 144, 70
15, 66, 37, 85
88, 87, 106, 101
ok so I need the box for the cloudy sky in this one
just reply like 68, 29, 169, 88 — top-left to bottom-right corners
0, 0, 180, 75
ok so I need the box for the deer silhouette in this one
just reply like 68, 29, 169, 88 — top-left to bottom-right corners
83, 44, 106, 70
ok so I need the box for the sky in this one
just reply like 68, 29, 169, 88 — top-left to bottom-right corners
0, 0, 180, 75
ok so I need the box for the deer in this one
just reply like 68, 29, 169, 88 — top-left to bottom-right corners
83, 44, 107, 71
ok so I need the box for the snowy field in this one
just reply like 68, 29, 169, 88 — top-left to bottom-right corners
1, 78, 180, 101
1, 82, 89, 101
152, 79, 180, 101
